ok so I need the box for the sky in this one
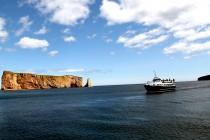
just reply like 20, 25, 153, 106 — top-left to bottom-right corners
1, 0, 210, 85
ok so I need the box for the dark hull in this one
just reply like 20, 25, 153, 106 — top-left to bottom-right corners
144, 85, 176, 93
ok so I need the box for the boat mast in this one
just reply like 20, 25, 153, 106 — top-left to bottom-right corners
153, 70, 157, 77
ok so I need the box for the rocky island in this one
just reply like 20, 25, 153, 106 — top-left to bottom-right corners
1, 71, 83, 90
198, 75, 210, 81
84, 78, 92, 88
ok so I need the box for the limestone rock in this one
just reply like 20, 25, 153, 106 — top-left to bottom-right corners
1, 71, 83, 90
84, 78, 92, 87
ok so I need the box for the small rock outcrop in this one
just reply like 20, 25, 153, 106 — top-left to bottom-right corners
1, 71, 83, 90
84, 78, 92, 87
198, 75, 210, 81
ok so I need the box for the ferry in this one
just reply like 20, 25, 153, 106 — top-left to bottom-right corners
144, 74, 176, 93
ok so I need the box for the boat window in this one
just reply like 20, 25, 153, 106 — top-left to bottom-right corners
153, 78, 161, 82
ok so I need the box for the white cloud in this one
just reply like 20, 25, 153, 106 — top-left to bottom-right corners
57, 68, 84, 73
164, 42, 187, 54
16, 37, 49, 49
173, 27, 210, 42
64, 36, 76, 43
184, 56, 191, 60
16, 16, 33, 36
164, 41, 210, 55
0, 17, 8, 42
4, 48, 16, 52
25, 0, 94, 26
117, 28, 168, 49
106, 38, 113, 43
87, 33, 97, 40
101, 0, 210, 57
125, 30, 136, 35
62, 28, 71, 34
34, 26, 48, 35
0, 46, 16, 52
48, 50, 59, 57
100, 0, 210, 27
19, 16, 32, 25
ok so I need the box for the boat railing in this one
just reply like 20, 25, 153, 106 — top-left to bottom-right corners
146, 78, 175, 84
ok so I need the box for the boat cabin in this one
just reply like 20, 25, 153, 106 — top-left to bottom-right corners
153, 77, 161, 82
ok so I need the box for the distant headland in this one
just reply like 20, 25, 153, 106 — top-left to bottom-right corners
1, 71, 83, 91
198, 75, 210, 81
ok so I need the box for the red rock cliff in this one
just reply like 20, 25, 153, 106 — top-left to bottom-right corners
1, 71, 83, 90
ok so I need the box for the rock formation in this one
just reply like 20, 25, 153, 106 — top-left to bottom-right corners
84, 78, 92, 87
1, 71, 83, 90
198, 75, 210, 81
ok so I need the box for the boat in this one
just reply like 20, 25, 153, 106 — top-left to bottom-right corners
144, 73, 176, 93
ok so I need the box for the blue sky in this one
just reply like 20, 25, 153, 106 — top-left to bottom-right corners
1, 0, 210, 85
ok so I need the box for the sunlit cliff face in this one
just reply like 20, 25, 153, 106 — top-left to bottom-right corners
1, 71, 83, 90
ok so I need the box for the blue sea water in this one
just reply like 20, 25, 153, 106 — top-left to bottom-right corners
1, 81, 210, 140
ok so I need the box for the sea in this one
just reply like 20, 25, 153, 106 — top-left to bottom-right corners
1, 81, 210, 140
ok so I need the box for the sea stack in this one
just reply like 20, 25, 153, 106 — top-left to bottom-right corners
1, 71, 83, 90
84, 78, 92, 87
